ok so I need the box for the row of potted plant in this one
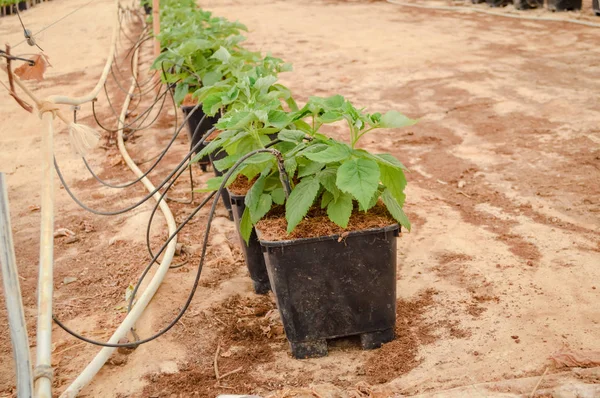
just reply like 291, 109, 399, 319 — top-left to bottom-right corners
151, 0, 414, 358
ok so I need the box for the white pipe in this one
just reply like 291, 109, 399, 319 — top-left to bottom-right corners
60, 20, 178, 398
0, 173, 34, 398
45, 0, 121, 106
34, 112, 55, 398
386, 0, 600, 28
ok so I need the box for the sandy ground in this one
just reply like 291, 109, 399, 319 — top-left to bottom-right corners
0, 0, 599, 397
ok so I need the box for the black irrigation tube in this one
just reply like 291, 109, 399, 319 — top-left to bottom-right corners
84, 85, 180, 189
53, 104, 203, 216
53, 149, 289, 348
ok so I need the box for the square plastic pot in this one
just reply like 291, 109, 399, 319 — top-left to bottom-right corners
228, 190, 271, 295
547, 0, 581, 10
180, 106, 219, 172
514, 0, 543, 9
257, 224, 399, 359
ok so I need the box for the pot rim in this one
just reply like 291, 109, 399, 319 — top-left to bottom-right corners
256, 223, 399, 247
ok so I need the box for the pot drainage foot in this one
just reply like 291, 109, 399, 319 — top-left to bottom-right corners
360, 328, 395, 350
252, 280, 271, 295
289, 340, 328, 359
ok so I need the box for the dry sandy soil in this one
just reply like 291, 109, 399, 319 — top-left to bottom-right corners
0, 0, 599, 397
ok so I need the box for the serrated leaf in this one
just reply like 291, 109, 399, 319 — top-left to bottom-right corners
298, 160, 324, 178
202, 70, 222, 87
243, 152, 274, 165
174, 83, 189, 105
323, 94, 345, 109
381, 189, 410, 231
278, 129, 306, 143
202, 93, 222, 116
211, 46, 231, 63
305, 142, 352, 164
267, 110, 291, 129
318, 167, 340, 200
271, 188, 285, 205
321, 190, 334, 209
240, 207, 253, 244
379, 110, 416, 129
285, 177, 320, 233
284, 158, 297, 178
245, 175, 266, 211
250, 194, 272, 223
319, 111, 343, 123
374, 153, 407, 170
254, 75, 278, 92
200, 176, 224, 192
380, 164, 406, 206
336, 158, 380, 210
327, 192, 353, 228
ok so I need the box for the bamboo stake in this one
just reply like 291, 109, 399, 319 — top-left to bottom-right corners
0, 173, 34, 398
152, 0, 160, 58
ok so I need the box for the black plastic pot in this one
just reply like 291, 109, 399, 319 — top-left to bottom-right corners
592, 0, 599, 14
228, 191, 271, 295
471, 0, 486, 3
547, 0, 581, 10
209, 149, 233, 221
143, 3, 151, 14
180, 106, 219, 172
258, 224, 399, 359
514, 0, 543, 9
486, 0, 512, 7
18, 1, 27, 11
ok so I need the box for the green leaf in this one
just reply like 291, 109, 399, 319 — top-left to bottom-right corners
285, 177, 320, 233
202, 94, 222, 116
381, 189, 410, 231
327, 192, 353, 228
298, 160, 324, 178
284, 158, 297, 178
379, 110, 416, 129
254, 75, 278, 92
278, 129, 306, 143
321, 191, 334, 209
305, 142, 352, 164
173, 83, 189, 105
336, 158, 380, 210
318, 167, 340, 200
267, 110, 291, 129
380, 164, 406, 206
211, 46, 231, 63
323, 94, 345, 109
196, 176, 223, 192
240, 207, 253, 244
250, 194, 272, 224
374, 153, 407, 170
202, 71, 222, 87
319, 111, 343, 123
245, 175, 266, 211
243, 152, 274, 165
271, 188, 285, 205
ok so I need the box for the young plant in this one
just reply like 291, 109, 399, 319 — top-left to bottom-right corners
236, 95, 416, 241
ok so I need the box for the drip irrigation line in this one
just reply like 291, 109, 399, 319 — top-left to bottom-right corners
12, 0, 97, 48
92, 80, 171, 134
53, 106, 204, 216
53, 149, 287, 348
386, 0, 600, 28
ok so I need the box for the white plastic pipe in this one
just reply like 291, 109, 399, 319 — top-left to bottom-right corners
45, 0, 121, 106
0, 173, 34, 398
35, 111, 55, 398
60, 20, 178, 398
